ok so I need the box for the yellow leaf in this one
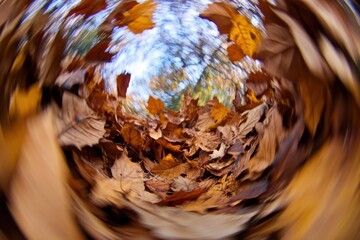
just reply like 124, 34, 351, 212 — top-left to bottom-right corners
210, 99, 230, 125
229, 14, 262, 58
147, 96, 164, 115
120, 0, 157, 34
200, 2, 262, 60
9, 84, 41, 118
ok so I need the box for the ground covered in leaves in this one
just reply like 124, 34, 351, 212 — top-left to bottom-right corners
1, 0, 360, 239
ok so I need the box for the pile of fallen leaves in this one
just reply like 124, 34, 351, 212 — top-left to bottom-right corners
62, 65, 291, 207
49, 61, 297, 239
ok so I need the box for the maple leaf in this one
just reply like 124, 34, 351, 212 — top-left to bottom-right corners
119, 0, 157, 34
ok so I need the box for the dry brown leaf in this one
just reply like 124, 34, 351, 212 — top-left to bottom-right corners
195, 110, 215, 131
149, 127, 162, 140
53, 92, 105, 148
116, 73, 131, 98
239, 103, 268, 138
145, 178, 171, 199
199, 2, 237, 35
92, 153, 161, 205
121, 123, 143, 150
8, 111, 84, 239
68, 0, 107, 19
249, 108, 286, 176
147, 95, 165, 115
195, 131, 221, 152
84, 41, 114, 62
159, 189, 206, 206
151, 154, 188, 179
298, 76, 326, 136
156, 137, 182, 152
170, 176, 197, 192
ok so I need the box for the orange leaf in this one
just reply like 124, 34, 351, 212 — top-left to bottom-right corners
116, 73, 131, 98
227, 44, 245, 62
68, 0, 107, 19
147, 96, 165, 115
121, 123, 142, 149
